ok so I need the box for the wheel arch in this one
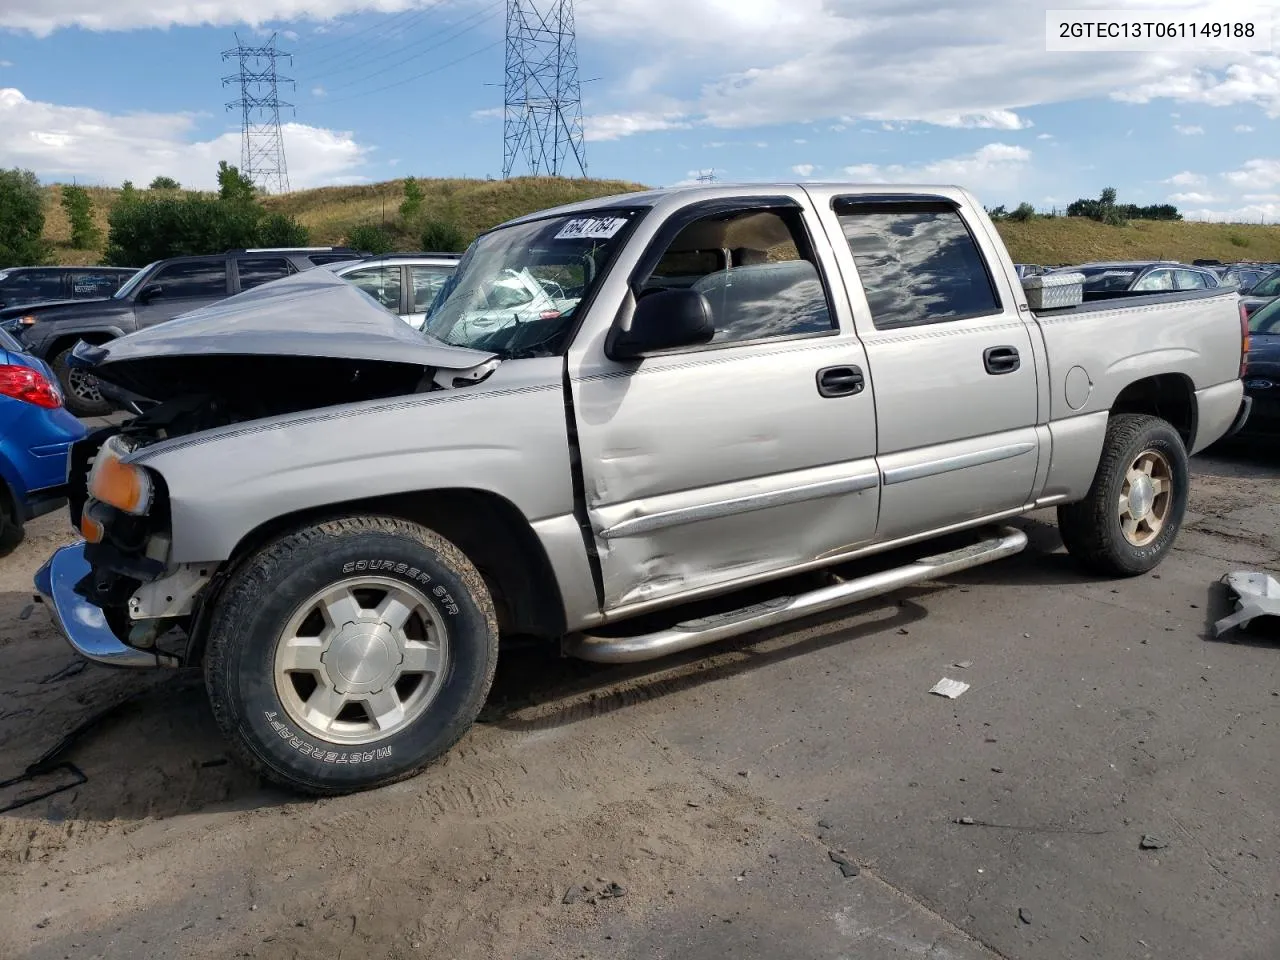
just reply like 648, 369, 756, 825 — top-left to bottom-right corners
188, 487, 569, 663
1109, 373, 1197, 447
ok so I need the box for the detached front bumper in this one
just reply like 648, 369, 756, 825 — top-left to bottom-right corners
34, 543, 179, 669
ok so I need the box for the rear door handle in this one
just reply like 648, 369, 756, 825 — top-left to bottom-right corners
983, 346, 1020, 375
817, 365, 865, 398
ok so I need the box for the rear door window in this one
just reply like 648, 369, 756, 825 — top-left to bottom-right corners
343, 265, 404, 312
1133, 269, 1175, 292
69, 270, 126, 299
0, 269, 65, 306
147, 260, 229, 300
237, 257, 294, 291
835, 201, 1001, 329
1175, 269, 1208, 290
410, 265, 454, 312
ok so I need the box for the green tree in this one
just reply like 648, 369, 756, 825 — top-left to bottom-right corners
217, 161, 256, 203
346, 224, 394, 255
60, 184, 101, 249
421, 218, 466, 252
1099, 186, 1118, 207
120, 180, 137, 203
399, 176, 424, 218
149, 175, 181, 190
0, 168, 52, 266
1008, 202, 1036, 223
259, 212, 310, 247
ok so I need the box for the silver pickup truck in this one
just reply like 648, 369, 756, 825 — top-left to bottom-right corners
35, 183, 1251, 795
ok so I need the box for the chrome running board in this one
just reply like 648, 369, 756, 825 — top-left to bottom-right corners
563, 526, 1028, 664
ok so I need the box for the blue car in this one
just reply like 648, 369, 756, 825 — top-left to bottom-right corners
0, 325, 85, 550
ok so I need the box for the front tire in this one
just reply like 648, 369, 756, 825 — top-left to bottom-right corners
52, 346, 112, 417
204, 516, 499, 795
1057, 414, 1189, 576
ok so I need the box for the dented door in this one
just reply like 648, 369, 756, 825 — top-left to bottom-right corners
568, 191, 880, 616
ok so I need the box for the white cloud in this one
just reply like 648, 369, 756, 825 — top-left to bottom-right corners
932, 109, 1032, 130
1037, 133, 1054, 140
1164, 171, 1205, 186
0, 87, 368, 189
311, 86, 326, 98
584, 112, 691, 141
470, 107, 503, 122
1243, 193, 1280, 202
1223, 159, 1280, 190
1168, 191, 1221, 204
792, 163, 815, 176
0, 60, 12, 68
1114, 59, 1280, 117
843, 142, 1032, 196
1235, 124, 1256, 132
0, 1, 428, 35
1182, 203, 1280, 223
1173, 124, 1204, 135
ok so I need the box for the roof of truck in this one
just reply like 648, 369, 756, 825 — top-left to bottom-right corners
499, 182, 974, 229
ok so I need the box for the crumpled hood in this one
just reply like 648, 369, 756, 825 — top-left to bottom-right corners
87, 268, 494, 368
75, 269, 498, 407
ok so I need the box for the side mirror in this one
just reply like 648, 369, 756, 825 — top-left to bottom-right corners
137, 283, 163, 303
607, 288, 715, 361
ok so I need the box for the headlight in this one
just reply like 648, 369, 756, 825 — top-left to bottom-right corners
87, 435, 154, 515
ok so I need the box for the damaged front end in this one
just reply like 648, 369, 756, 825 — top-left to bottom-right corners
35, 269, 502, 669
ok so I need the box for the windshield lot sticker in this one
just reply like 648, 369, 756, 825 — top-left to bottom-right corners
555, 217, 628, 240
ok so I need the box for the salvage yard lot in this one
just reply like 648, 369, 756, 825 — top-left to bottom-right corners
1, 449, 1277, 960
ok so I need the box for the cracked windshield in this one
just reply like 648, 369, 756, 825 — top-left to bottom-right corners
422, 210, 641, 358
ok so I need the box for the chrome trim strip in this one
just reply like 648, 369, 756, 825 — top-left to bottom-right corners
599, 472, 880, 541
881, 441, 1037, 486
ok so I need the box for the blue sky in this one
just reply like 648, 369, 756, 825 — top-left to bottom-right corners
0, 0, 1277, 222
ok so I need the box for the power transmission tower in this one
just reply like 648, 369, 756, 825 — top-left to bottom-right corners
696, 169, 719, 183
222, 33, 294, 194
503, 1, 587, 179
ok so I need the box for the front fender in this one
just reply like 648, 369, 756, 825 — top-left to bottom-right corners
134, 359, 574, 564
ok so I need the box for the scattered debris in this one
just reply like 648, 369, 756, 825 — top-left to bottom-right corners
18, 603, 33, 621
954, 660, 974, 669
930, 678, 970, 699
956, 816, 976, 825
991, 767, 1003, 774
686, 800, 701, 809
599, 882, 626, 900
737, 770, 749, 778
828, 851, 860, 877
561, 886, 584, 905
897, 628, 910, 635
1139, 835, 1168, 850
200, 758, 229, 769
1018, 907, 1033, 925
953, 817, 1107, 835
817, 819, 834, 830
1213, 571, 1280, 637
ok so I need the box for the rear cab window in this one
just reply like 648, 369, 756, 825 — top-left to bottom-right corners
146, 260, 229, 300
834, 200, 1001, 329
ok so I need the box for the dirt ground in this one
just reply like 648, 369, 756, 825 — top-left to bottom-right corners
1, 446, 1277, 960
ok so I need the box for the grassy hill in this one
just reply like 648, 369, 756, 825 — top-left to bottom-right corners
38, 177, 1280, 267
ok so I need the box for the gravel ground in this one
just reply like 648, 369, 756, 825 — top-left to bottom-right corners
0, 444, 1276, 960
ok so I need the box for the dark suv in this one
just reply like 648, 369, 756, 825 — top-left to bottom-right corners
0, 248, 364, 415
0, 266, 138, 310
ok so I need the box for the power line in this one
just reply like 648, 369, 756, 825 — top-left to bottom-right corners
222, 32, 293, 194
314, 3, 502, 94
298, 5, 430, 61
298, 2, 449, 78
503, 0, 587, 179
318, 39, 503, 105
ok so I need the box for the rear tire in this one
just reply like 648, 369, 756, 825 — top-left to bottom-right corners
1057, 414, 1189, 577
0, 485, 24, 556
204, 516, 499, 796
52, 346, 112, 417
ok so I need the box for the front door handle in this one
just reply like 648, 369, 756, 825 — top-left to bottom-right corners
817, 365, 865, 398
983, 346, 1020, 375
